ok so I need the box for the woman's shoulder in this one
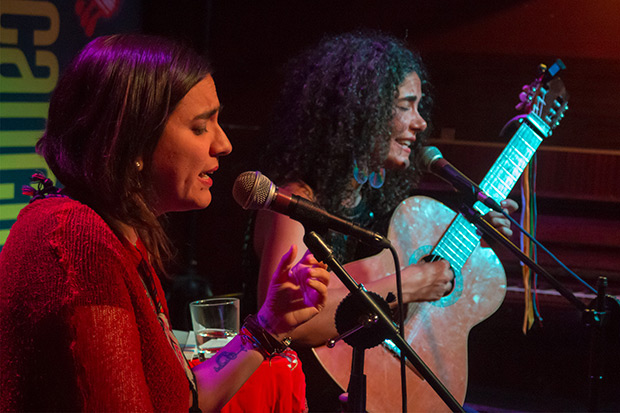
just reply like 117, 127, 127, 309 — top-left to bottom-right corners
10, 196, 122, 258
1, 197, 131, 306
19, 196, 108, 231
281, 180, 315, 201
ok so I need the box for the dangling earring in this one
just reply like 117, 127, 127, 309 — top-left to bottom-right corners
353, 159, 368, 185
135, 160, 142, 170
369, 168, 385, 189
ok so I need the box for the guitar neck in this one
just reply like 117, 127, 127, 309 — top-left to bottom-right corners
433, 112, 549, 271
476, 112, 549, 214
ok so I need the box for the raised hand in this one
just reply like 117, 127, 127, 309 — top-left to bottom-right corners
257, 245, 329, 338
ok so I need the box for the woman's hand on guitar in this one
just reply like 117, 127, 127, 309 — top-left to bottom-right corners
483, 198, 519, 238
402, 259, 454, 302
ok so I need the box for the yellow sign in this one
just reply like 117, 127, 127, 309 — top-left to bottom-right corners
0, 1, 60, 248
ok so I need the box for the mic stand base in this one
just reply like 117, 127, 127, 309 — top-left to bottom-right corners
584, 277, 620, 412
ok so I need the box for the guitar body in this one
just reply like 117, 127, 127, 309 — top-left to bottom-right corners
314, 196, 507, 412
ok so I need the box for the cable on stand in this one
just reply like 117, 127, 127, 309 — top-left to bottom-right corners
303, 230, 466, 413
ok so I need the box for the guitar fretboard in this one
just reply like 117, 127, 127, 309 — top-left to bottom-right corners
432, 112, 549, 271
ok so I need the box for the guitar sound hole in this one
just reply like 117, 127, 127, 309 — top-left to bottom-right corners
421, 254, 442, 263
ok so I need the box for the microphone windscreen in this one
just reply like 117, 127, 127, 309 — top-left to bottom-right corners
232, 171, 276, 210
420, 146, 443, 171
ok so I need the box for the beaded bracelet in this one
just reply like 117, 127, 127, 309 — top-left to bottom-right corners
240, 314, 291, 358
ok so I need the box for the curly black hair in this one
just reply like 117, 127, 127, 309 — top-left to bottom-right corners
262, 31, 433, 219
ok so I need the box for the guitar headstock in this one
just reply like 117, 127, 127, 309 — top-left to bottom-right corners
516, 59, 570, 132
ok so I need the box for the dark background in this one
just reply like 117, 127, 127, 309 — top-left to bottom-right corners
2, 1, 618, 411
143, 0, 620, 294
141, 1, 620, 411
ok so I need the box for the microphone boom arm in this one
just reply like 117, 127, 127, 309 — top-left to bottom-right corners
303, 230, 465, 413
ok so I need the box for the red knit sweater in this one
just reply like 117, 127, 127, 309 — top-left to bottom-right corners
0, 197, 189, 411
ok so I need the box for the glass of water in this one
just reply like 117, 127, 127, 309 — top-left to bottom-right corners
189, 297, 239, 360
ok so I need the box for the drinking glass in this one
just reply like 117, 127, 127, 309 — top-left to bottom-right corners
189, 297, 239, 360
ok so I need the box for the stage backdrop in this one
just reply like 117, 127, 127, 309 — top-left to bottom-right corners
0, 0, 140, 250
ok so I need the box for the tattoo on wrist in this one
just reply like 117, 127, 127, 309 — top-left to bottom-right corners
212, 345, 248, 372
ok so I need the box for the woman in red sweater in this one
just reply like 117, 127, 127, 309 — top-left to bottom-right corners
0, 34, 329, 412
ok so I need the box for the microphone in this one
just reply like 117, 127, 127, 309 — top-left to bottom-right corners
421, 146, 503, 212
232, 171, 391, 249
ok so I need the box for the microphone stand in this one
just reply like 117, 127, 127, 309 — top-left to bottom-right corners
303, 230, 465, 413
457, 202, 620, 412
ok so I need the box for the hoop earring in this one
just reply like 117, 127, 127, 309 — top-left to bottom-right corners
353, 159, 368, 185
369, 168, 385, 189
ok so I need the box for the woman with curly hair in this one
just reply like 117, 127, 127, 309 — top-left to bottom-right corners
246, 31, 517, 410
264, 32, 432, 222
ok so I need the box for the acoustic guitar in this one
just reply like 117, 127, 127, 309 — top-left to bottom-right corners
312, 61, 570, 412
